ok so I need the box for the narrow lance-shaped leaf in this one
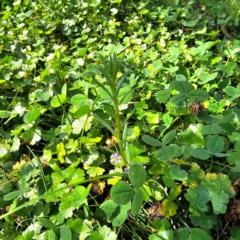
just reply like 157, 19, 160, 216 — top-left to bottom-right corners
93, 114, 115, 135
94, 78, 112, 99
122, 121, 128, 148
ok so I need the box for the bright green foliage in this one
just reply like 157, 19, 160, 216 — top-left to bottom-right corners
1, 0, 240, 239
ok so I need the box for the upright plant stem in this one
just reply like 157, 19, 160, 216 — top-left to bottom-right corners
112, 88, 127, 165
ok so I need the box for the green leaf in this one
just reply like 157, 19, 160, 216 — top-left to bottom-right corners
192, 147, 210, 160
162, 129, 176, 145
100, 200, 120, 220
142, 135, 162, 147
60, 225, 72, 240
38, 218, 53, 229
118, 86, 132, 105
155, 145, 178, 162
69, 169, 85, 185
23, 109, 40, 123
110, 181, 134, 205
4, 190, 21, 201
199, 71, 218, 84
165, 165, 188, 181
231, 226, 240, 239
67, 219, 83, 234
71, 186, 87, 207
190, 214, 217, 229
169, 80, 193, 94
35, 90, 50, 101
188, 89, 208, 102
94, 79, 112, 99
70, 94, 86, 105
116, 72, 128, 94
51, 94, 66, 107
163, 113, 173, 126
156, 90, 170, 103
224, 86, 237, 96
61, 83, 67, 96
217, 113, 235, 123
128, 164, 147, 189
169, 94, 187, 106
188, 228, 212, 240
149, 230, 174, 240
112, 210, 128, 227
94, 113, 115, 135
0, 110, 11, 118
131, 189, 143, 216
206, 184, 229, 214
202, 124, 222, 135
205, 135, 224, 154
218, 122, 236, 134
73, 105, 90, 118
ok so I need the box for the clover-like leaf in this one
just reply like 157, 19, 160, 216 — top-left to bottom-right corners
155, 145, 178, 162
142, 135, 162, 147
204, 173, 235, 198
205, 135, 224, 154
110, 181, 134, 205
128, 164, 146, 189
160, 199, 178, 218
190, 214, 217, 229
188, 228, 212, 240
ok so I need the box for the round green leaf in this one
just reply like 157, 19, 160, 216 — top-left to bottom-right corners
156, 90, 169, 103
202, 124, 222, 135
60, 225, 72, 240
199, 71, 218, 83
142, 135, 162, 147
131, 189, 144, 216
128, 164, 146, 189
73, 105, 90, 118
50, 94, 66, 108
155, 145, 177, 162
35, 90, 50, 101
71, 94, 86, 105
110, 181, 134, 205
192, 148, 210, 160
189, 228, 212, 240
224, 86, 237, 97
100, 200, 120, 220
206, 135, 224, 154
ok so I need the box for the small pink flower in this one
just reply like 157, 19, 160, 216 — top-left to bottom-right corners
110, 153, 122, 165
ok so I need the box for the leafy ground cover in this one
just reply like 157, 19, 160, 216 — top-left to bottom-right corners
1, 0, 240, 239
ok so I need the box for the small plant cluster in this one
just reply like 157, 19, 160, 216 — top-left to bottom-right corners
1, 0, 240, 239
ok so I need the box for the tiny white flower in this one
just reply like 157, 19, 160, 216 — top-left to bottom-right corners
14, 105, 26, 115
110, 8, 118, 15
23, 30, 28, 35
18, 71, 25, 77
10, 45, 16, 51
46, 53, 54, 61
77, 58, 84, 66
